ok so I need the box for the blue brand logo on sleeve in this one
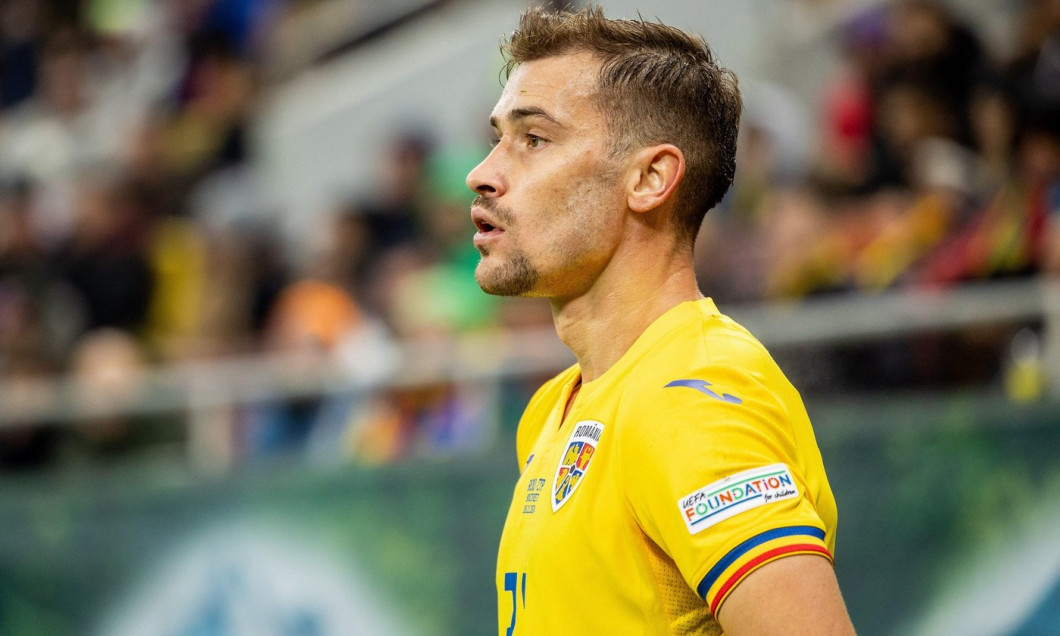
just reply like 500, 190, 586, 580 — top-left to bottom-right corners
665, 379, 742, 404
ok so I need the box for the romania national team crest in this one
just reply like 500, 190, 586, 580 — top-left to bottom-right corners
552, 420, 605, 512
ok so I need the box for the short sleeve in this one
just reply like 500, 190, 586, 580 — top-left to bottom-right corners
618, 361, 833, 616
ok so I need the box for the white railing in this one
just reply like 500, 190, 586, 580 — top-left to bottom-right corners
730, 278, 1055, 346
2, 277, 1058, 469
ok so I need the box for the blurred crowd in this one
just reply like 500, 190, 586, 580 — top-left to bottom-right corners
0, 0, 542, 470
699, 0, 1060, 301
0, 0, 1057, 471
697, 0, 1060, 393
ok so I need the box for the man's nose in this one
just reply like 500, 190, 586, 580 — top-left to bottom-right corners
466, 146, 506, 197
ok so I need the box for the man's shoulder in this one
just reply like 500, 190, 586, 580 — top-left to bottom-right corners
612, 305, 797, 449
689, 301, 778, 370
626, 304, 783, 403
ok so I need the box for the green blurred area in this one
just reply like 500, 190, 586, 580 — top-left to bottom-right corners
0, 391, 1057, 635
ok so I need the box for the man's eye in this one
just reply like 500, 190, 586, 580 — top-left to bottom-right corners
526, 135, 543, 148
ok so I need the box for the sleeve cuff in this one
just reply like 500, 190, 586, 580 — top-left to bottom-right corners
697, 525, 832, 615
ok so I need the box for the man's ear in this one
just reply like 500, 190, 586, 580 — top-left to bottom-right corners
626, 144, 685, 214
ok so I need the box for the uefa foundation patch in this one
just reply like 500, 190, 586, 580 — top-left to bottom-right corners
678, 464, 799, 534
552, 420, 604, 512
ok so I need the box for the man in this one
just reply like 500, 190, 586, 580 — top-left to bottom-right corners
466, 6, 856, 635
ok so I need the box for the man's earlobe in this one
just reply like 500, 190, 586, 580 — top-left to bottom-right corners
628, 144, 685, 214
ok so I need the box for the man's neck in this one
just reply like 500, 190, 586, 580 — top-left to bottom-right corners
551, 252, 701, 383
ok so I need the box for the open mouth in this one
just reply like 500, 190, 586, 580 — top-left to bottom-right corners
472, 214, 504, 251
472, 207, 504, 235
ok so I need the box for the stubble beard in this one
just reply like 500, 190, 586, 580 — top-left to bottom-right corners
475, 247, 539, 296
472, 195, 540, 297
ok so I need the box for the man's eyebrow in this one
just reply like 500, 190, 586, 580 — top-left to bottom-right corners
489, 107, 564, 130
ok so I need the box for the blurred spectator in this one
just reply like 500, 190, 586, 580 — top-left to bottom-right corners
0, 28, 94, 245
356, 131, 434, 260
143, 211, 209, 359
267, 279, 362, 353
817, 6, 888, 189
884, 0, 984, 124
853, 138, 975, 290
1007, 0, 1060, 113
0, 176, 51, 296
0, 180, 65, 468
0, 348, 60, 470
0, 175, 83, 354
171, 0, 281, 59
68, 327, 152, 455
916, 108, 1060, 284
193, 219, 286, 357
969, 78, 1023, 192
868, 77, 963, 189
247, 276, 363, 457
244, 208, 402, 462
169, 31, 256, 179
0, 0, 44, 109
52, 169, 153, 334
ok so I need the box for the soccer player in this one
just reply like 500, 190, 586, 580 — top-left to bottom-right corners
466, 6, 856, 635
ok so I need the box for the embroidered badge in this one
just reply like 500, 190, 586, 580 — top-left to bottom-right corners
677, 464, 800, 534
552, 420, 604, 512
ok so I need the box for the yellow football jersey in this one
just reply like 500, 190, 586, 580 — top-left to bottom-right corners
496, 298, 837, 635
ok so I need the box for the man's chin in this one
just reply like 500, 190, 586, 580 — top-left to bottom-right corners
475, 260, 538, 297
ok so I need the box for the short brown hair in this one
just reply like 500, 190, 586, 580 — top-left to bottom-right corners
501, 5, 742, 244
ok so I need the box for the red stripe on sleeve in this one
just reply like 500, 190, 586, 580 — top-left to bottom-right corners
709, 543, 833, 615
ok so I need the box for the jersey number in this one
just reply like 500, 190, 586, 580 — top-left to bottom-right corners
503, 571, 526, 635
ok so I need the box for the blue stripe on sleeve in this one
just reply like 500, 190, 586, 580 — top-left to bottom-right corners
696, 525, 826, 600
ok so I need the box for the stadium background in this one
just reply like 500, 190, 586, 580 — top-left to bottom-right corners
0, 0, 1058, 634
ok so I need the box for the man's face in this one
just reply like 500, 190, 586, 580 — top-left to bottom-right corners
466, 52, 627, 299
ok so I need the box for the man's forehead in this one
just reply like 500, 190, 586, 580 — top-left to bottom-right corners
490, 53, 601, 124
